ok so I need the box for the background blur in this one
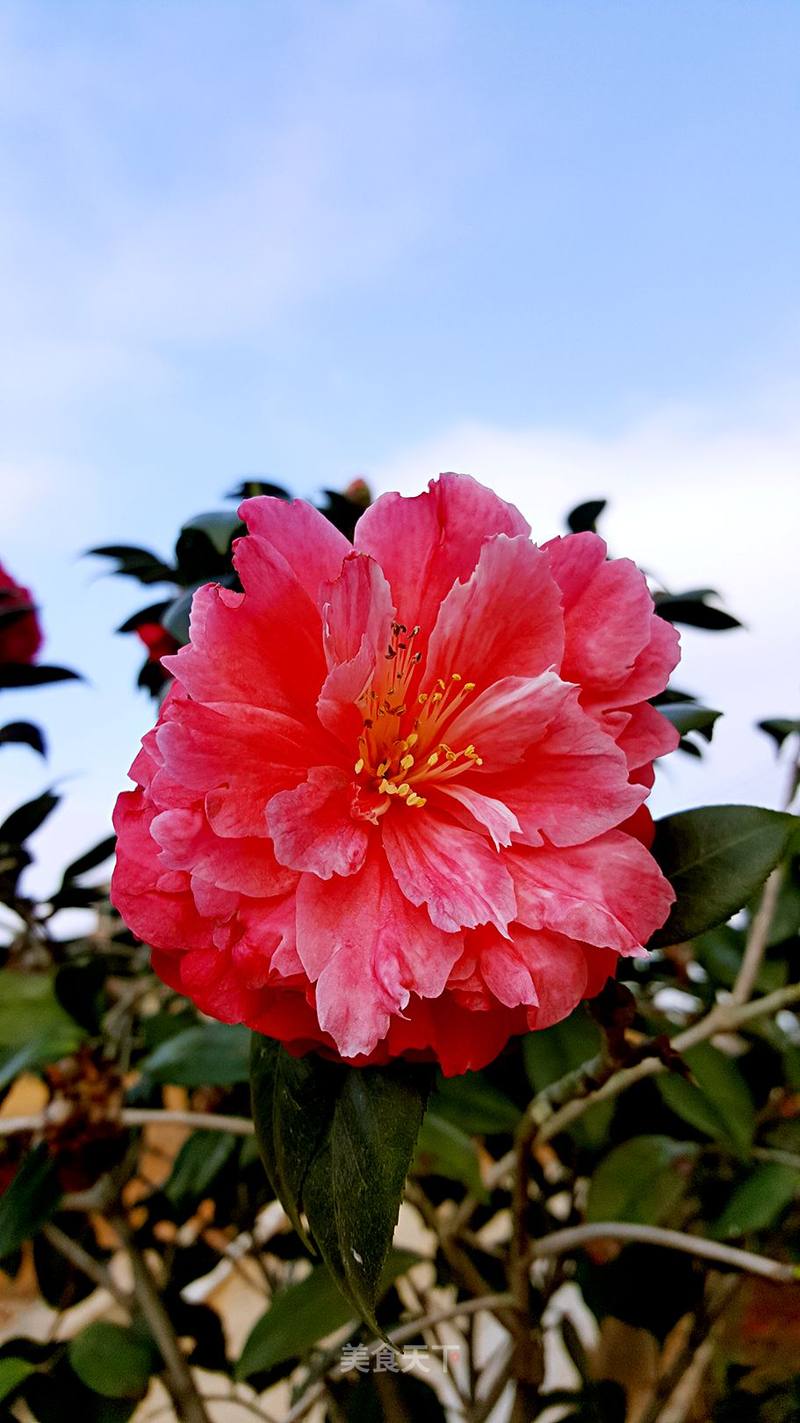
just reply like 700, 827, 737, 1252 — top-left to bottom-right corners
2, 0, 798, 898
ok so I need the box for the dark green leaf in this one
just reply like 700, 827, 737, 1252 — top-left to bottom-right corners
712, 1162, 799, 1238
566, 499, 607, 534
164, 1131, 238, 1209
0, 664, 81, 688
116, 601, 171, 634
758, 719, 800, 753
650, 805, 799, 946
160, 586, 202, 644
251, 1040, 432, 1330
586, 1136, 699, 1225
654, 592, 741, 630
306, 1063, 431, 1330
0, 790, 59, 846
659, 704, 722, 739
0, 721, 46, 756
235, 1250, 417, 1380
68, 1323, 156, 1399
139, 1022, 250, 1086
429, 1071, 520, 1136
657, 1043, 755, 1157
693, 924, 786, 995
0, 1357, 35, 1402
228, 479, 290, 501
179, 511, 243, 557
88, 546, 176, 585
0, 1147, 61, 1258
250, 1036, 338, 1246
61, 835, 116, 882
413, 1112, 488, 1201
0, 971, 85, 1054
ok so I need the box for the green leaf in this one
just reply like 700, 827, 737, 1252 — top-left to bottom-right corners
0, 1356, 34, 1402
68, 1323, 156, 1399
586, 1136, 699, 1225
650, 806, 799, 947
0, 1147, 61, 1259
653, 591, 741, 631
712, 1162, 799, 1239
60, 836, 116, 883
139, 1022, 250, 1086
250, 1035, 338, 1246
693, 925, 786, 995
429, 1071, 520, 1135
0, 790, 59, 846
566, 499, 607, 534
250, 1038, 432, 1331
0, 971, 86, 1054
179, 511, 242, 557
0, 664, 81, 689
235, 1250, 417, 1380
413, 1113, 488, 1201
523, 1004, 613, 1148
659, 703, 722, 739
164, 1130, 238, 1209
0, 721, 46, 756
758, 718, 800, 753
657, 1043, 755, 1158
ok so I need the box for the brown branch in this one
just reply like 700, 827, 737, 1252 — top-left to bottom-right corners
41, 1222, 132, 1311
530, 1221, 799, 1282
113, 1216, 212, 1423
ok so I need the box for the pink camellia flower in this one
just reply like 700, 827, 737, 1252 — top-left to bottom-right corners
112, 475, 679, 1075
0, 562, 43, 665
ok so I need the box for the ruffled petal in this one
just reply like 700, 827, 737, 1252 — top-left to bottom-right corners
613, 701, 680, 771
444, 671, 572, 771
482, 690, 646, 847
238, 495, 350, 608
381, 808, 516, 934
509, 829, 674, 952
354, 472, 530, 647
316, 552, 394, 744
296, 845, 462, 1058
430, 784, 520, 850
267, 765, 370, 879
111, 790, 211, 952
425, 534, 564, 688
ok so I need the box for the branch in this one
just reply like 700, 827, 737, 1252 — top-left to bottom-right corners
113, 1216, 212, 1423
41, 1222, 132, 1311
282, 1292, 514, 1423
0, 1104, 255, 1140
530, 1222, 798, 1282
730, 865, 785, 1006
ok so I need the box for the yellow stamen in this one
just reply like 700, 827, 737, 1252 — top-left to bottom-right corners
396, 783, 410, 798
354, 757, 364, 775
400, 753, 414, 771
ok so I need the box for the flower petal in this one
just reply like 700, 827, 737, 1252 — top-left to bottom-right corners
267, 766, 370, 879
355, 472, 530, 644
509, 829, 674, 952
382, 808, 516, 934
296, 846, 462, 1058
424, 534, 564, 689
238, 495, 350, 608
431, 784, 520, 850
444, 671, 572, 771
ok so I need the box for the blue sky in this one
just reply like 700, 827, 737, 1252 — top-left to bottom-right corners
1, 0, 799, 900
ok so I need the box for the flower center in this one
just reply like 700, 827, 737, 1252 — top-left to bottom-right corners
353, 622, 483, 812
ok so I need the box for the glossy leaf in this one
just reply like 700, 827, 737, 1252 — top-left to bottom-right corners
0, 790, 60, 846
251, 1037, 432, 1329
523, 1004, 613, 1147
164, 1130, 238, 1209
0, 721, 46, 756
139, 1022, 250, 1086
0, 1357, 34, 1403
758, 718, 800, 753
60, 835, 117, 882
657, 1043, 755, 1158
0, 664, 81, 689
650, 805, 799, 946
566, 498, 607, 533
68, 1323, 156, 1399
236, 1250, 417, 1380
414, 1112, 488, 1201
429, 1071, 520, 1135
653, 591, 741, 630
659, 703, 722, 739
0, 971, 85, 1054
0, 1147, 61, 1259
713, 1162, 799, 1239
587, 1135, 699, 1225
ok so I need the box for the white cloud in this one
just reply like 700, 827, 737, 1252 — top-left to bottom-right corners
371, 405, 800, 816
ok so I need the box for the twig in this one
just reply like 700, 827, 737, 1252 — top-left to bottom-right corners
730, 865, 785, 1006
0, 1105, 255, 1139
41, 1222, 132, 1311
282, 1292, 514, 1423
114, 1216, 212, 1423
468, 1340, 515, 1423
529, 1221, 798, 1282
